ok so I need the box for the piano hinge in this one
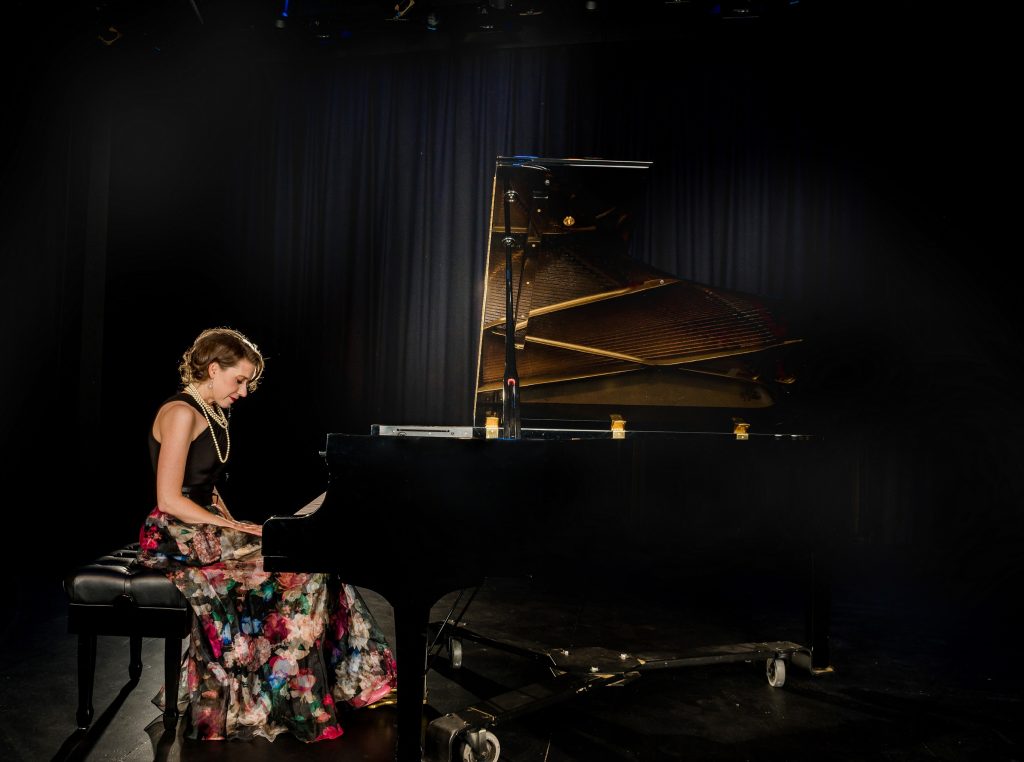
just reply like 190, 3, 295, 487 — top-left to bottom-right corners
733, 418, 750, 441
610, 414, 626, 439
485, 415, 500, 439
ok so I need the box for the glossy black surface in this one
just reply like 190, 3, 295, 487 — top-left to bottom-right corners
264, 432, 850, 592
261, 431, 852, 760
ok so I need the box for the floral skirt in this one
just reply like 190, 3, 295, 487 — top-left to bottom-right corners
138, 506, 397, 742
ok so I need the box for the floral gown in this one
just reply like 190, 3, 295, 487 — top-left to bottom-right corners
139, 393, 396, 742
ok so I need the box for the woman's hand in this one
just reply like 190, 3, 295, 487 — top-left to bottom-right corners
212, 490, 236, 521
231, 520, 263, 537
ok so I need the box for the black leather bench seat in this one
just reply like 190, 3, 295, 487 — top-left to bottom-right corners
64, 543, 190, 730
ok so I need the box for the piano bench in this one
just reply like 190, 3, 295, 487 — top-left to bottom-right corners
63, 543, 190, 732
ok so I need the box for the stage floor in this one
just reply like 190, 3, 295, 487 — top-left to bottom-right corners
3, 544, 1020, 762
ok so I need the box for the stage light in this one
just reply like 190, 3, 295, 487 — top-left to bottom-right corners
476, 3, 495, 30
97, 26, 122, 46
712, 2, 761, 20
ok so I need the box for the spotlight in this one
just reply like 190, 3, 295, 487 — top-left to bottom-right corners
97, 26, 122, 46
714, 2, 761, 20
476, 3, 495, 30
311, 18, 333, 44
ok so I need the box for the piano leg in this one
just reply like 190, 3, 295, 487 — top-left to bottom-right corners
806, 550, 833, 672
393, 599, 431, 762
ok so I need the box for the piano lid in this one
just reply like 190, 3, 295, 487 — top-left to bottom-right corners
473, 157, 800, 432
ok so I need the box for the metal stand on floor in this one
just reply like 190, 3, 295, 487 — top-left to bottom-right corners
422, 618, 816, 762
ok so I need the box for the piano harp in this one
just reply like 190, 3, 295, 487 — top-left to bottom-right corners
263, 157, 853, 762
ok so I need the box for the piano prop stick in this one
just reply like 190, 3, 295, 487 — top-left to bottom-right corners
500, 166, 520, 440
263, 158, 853, 762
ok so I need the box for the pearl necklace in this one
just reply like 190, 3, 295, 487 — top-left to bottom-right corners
184, 383, 230, 464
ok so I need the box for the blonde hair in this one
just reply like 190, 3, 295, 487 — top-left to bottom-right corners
178, 327, 265, 391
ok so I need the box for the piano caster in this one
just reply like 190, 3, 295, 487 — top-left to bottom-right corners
457, 729, 501, 762
448, 638, 463, 670
766, 657, 787, 688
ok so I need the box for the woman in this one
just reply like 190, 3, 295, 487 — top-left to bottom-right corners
139, 327, 396, 742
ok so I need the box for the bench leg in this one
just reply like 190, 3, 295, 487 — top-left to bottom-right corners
163, 637, 183, 731
76, 633, 97, 729
129, 635, 143, 681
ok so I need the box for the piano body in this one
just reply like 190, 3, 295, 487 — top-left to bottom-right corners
263, 158, 853, 762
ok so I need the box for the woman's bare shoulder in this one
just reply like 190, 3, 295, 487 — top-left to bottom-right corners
158, 398, 198, 419
153, 399, 201, 442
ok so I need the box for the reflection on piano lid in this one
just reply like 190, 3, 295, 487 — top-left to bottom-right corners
473, 156, 801, 433
370, 424, 474, 438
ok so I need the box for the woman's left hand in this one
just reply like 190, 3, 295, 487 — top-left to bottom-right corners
213, 492, 235, 521
233, 520, 263, 537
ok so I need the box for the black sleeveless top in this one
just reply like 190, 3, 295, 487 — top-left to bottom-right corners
148, 391, 228, 507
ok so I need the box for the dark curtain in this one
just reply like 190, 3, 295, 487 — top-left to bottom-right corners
216, 34, 879, 426
2, 7, 1019, 624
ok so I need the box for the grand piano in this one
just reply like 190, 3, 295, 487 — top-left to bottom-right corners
263, 158, 854, 762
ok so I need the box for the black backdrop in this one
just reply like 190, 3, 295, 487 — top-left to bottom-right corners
1, 3, 1019, 640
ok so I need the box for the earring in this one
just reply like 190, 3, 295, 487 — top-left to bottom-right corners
208, 382, 214, 389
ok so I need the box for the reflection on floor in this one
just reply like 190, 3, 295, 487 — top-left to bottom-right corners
2, 544, 1020, 761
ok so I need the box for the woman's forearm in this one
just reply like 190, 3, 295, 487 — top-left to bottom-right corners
157, 493, 236, 528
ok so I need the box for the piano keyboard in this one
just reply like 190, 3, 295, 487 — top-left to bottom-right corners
295, 492, 326, 516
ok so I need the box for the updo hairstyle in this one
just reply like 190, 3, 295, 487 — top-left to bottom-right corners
178, 327, 265, 391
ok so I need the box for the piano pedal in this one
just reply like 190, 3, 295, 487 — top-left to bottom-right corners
367, 687, 398, 709
366, 686, 430, 709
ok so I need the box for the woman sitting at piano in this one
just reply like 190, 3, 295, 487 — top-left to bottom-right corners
138, 326, 396, 742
